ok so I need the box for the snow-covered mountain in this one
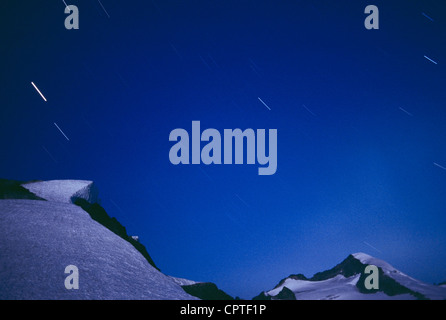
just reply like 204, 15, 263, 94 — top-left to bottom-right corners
0, 179, 197, 300
254, 253, 446, 300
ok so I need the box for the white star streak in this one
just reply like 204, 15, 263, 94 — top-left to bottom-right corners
258, 97, 271, 110
399, 107, 413, 116
31, 82, 47, 102
97, 0, 110, 18
424, 55, 438, 65
363, 241, 382, 254
42, 146, 58, 164
54, 123, 70, 141
422, 12, 434, 22
434, 162, 446, 171
303, 104, 317, 116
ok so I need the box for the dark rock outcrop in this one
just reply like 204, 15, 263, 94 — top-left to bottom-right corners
181, 282, 234, 300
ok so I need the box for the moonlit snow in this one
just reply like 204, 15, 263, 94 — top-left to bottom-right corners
0, 180, 196, 300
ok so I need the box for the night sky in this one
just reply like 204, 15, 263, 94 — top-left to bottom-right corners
1, 0, 446, 299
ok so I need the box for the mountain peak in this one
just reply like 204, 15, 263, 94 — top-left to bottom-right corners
255, 252, 446, 300
310, 254, 365, 281
22, 180, 99, 204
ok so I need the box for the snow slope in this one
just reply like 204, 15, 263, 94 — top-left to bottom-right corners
0, 180, 197, 300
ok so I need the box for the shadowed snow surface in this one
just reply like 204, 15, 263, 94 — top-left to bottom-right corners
0, 199, 196, 300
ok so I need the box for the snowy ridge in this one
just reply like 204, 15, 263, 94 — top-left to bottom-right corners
22, 180, 99, 204
351, 253, 397, 272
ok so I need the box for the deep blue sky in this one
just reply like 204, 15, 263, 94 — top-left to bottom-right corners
1, 0, 446, 299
